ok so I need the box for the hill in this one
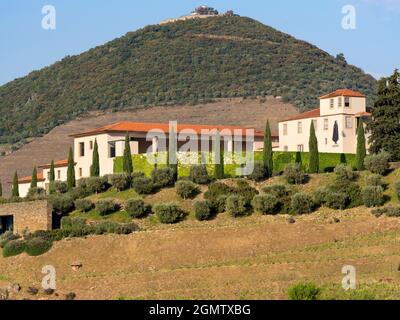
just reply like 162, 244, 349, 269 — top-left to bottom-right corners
0, 97, 297, 197
0, 15, 376, 145
2, 171, 400, 300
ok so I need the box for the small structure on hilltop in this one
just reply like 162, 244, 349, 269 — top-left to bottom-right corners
191, 5, 219, 16
160, 6, 238, 25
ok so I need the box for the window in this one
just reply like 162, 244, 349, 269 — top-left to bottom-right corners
284, 146, 289, 152
57, 170, 61, 180
325, 138, 328, 145
109, 142, 116, 158
330, 99, 334, 109
297, 145, 304, 152
324, 119, 329, 130
313, 120, 318, 131
345, 116, 353, 129
79, 168, 82, 178
345, 97, 350, 107
297, 122, 303, 134
283, 124, 288, 136
338, 97, 342, 108
90, 141, 93, 150
79, 142, 85, 157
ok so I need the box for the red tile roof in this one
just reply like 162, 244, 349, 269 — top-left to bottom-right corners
18, 172, 45, 184
319, 89, 365, 99
38, 159, 69, 169
281, 108, 321, 122
70, 121, 267, 138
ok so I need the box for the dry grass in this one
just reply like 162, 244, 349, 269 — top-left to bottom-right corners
2, 203, 400, 300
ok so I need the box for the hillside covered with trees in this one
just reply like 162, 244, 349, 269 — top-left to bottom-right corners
0, 16, 376, 144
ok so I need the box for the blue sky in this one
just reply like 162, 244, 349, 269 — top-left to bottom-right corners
0, 0, 398, 85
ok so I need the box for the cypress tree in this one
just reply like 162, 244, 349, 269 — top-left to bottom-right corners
49, 160, 55, 182
67, 147, 76, 190
90, 139, 100, 177
263, 121, 273, 178
31, 166, 38, 189
214, 131, 224, 179
340, 153, 347, 164
369, 69, 400, 160
12, 171, 19, 198
168, 127, 178, 181
123, 134, 133, 175
295, 152, 302, 165
308, 121, 319, 173
356, 119, 367, 171
49, 160, 56, 194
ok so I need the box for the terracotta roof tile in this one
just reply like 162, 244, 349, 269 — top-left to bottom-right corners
38, 159, 69, 169
281, 108, 321, 122
18, 172, 45, 184
70, 121, 268, 138
319, 89, 365, 99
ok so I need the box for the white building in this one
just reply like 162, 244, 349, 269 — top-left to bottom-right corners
16, 122, 268, 197
278, 89, 371, 154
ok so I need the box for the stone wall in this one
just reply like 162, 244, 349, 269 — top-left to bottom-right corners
0, 200, 52, 234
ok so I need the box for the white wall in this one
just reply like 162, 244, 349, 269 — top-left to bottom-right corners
320, 97, 366, 116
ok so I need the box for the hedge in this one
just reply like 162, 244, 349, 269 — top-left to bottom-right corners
114, 152, 356, 178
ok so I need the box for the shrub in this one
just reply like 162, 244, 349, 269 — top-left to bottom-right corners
313, 187, 330, 206
372, 206, 400, 218
288, 282, 321, 300
325, 192, 349, 210
236, 180, 258, 206
49, 194, 75, 215
365, 174, 384, 187
175, 180, 200, 199
74, 199, 94, 212
189, 165, 210, 185
334, 164, 357, 182
193, 200, 212, 221
0, 231, 20, 248
95, 199, 120, 216
26, 187, 47, 201
261, 184, 290, 198
93, 221, 119, 235
329, 181, 362, 208
251, 194, 279, 215
151, 167, 175, 189
125, 198, 147, 218
362, 186, 385, 208
132, 176, 154, 195
283, 164, 306, 185
115, 223, 139, 235
226, 195, 247, 217
61, 216, 85, 229
86, 176, 110, 194
153, 203, 184, 224
109, 173, 131, 191
248, 161, 266, 182
2, 240, 26, 258
68, 185, 92, 200
291, 193, 314, 215
214, 195, 229, 213
24, 238, 53, 257
54, 181, 68, 194
27, 230, 55, 242
364, 152, 391, 175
